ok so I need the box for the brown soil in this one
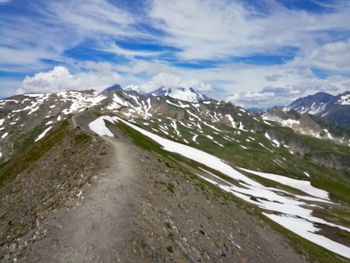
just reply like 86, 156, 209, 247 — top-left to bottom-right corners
1, 114, 310, 262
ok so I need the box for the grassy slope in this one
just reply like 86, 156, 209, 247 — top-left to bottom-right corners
114, 120, 349, 263
0, 121, 69, 187
133, 108, 350, 204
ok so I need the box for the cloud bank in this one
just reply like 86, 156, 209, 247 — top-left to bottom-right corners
17, 66, 121, 94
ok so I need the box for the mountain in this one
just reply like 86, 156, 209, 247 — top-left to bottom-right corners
262, 107, 350, 145
246, 107, 266, 114
151, 86, 209, 102
0, 88, 350, 262
285, 91, 350, 128
123, 84, 142, 94
101, 84, 122, 94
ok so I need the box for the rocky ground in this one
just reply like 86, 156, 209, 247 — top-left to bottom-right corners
0, 122, 110, 262
0, 111, 315, 263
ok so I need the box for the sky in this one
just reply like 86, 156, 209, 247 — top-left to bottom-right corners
0, 0, 350, 108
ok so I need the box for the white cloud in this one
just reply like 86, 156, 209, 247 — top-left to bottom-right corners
17, 66, 121, 94
0, 0, 141, 71
115, 60, 174, 75
312, 38, 350, 71
227, 88, 298, 108
96, 41, 163, 58
0, 46, 54, 65
149, 0, 350, 60
138, 73, 212, 93
49, 0, 136, 37
225, 73, 350, 109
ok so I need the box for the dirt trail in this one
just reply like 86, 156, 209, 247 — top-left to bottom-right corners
19, 123, 310, 263
28, 136, 140, 263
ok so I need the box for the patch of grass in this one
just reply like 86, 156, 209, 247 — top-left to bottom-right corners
167, 182, 175, 193
313, 179, 350, 203
166, 245, 173, 253
74, 133, 91, 143
165, 222, 171, 229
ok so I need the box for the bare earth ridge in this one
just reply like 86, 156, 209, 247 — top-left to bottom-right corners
19, 124, 309, 263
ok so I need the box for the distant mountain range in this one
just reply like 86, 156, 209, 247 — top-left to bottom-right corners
103, 84, 210, 103
151, 87, 209, 102
284, 91, 350, 128
262, 91, 350, 144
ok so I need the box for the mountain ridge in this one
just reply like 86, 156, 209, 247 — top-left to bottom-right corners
285, 91, 350, 128
0, 88, 350, 262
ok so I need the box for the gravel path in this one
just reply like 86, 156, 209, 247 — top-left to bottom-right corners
26, 136, 140, 263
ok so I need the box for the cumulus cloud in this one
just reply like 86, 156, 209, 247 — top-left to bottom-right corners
138, 73, 212, 93
17, 66, 121, 94
226, 74, 350, 109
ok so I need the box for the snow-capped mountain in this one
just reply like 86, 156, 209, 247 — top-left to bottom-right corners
262, 108, 350, 144
124, 84, 144, 94
151, 87, 209, 102
285, 92, 333, 115
101, 84, 122, 94
285, 91, 350, 128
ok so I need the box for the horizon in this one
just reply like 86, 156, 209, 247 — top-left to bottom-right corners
1, 83, 348, 110
1, 0, 350, 108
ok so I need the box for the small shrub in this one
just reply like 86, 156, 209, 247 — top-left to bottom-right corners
167, 246, 173, 253
165, 222, 171, 229
167, 182, 175, 193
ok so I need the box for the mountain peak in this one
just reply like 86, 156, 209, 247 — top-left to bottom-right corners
151, 86, 208, 102
124, 85, 144, 95
285, 90, 350, 128
102, 84, 122, 94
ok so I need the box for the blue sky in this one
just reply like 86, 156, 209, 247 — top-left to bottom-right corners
0, 0, 350, 107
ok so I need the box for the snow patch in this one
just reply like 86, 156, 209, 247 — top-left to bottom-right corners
239, 167, 328, 199
166, 99, 190, 108
59, 91, 106, 115
1, 132, 8, 139
264, 213, 350, 259
88, 116, 116, 137
35, 127, 52, 142
337, 94, 350, 105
